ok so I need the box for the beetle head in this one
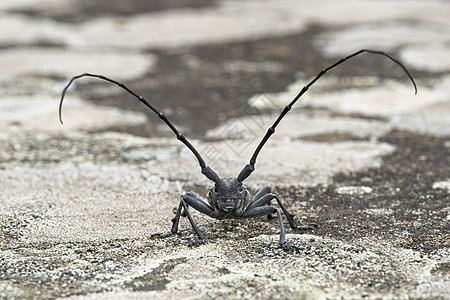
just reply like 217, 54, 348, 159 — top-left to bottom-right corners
207, 177, 250, 216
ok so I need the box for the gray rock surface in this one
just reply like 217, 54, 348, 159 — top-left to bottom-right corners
1, 0, 449, 299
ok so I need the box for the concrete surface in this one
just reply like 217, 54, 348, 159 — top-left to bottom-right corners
0, 0, 449, 299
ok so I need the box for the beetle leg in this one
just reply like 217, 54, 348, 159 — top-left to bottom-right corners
243, 205, 286, 246
153, 192, 216, 247
247, 190, 316, 230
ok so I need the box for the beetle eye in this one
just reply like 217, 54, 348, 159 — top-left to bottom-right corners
213, 186, 218, 193
238, 186, 244, 193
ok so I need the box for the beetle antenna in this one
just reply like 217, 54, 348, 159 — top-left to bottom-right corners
237, 49, 417, 182
59, 73, 220, 183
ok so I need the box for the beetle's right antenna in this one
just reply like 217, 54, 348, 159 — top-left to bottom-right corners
59, 73, 220, 183
237, 49, 417, 182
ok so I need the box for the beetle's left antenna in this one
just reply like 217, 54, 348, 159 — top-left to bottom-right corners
59, 73, 220, 183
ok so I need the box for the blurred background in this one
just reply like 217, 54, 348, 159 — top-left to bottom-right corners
1, 0, 449, 138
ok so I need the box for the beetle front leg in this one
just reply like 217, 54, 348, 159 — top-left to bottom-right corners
242, 206, 286, 246
243, 204, 310, 251
151, 197, 184, 240
249, 188, 317, 230
271, 194, 317, 231
152, 192, 216, 247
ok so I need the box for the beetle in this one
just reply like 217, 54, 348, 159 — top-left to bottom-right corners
59, 49, 417, 250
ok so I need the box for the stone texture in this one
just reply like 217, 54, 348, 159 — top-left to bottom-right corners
1, 1, 449, 299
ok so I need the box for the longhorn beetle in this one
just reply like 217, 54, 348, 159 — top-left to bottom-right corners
59, 49, 417, 250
